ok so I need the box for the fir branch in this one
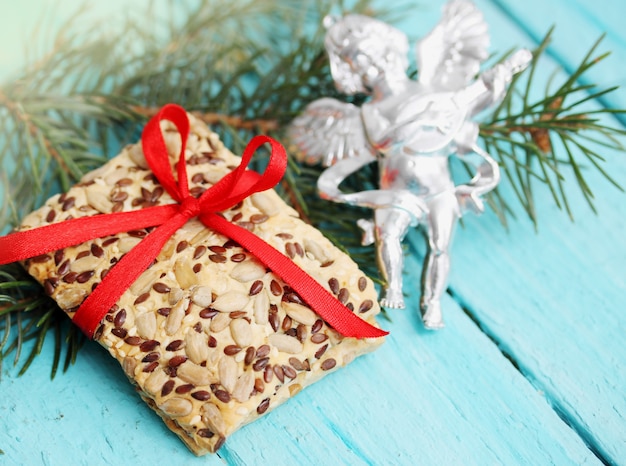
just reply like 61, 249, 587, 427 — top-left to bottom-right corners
480, 30, 625, 224
129, 105, 279, 133
0, 0, 382, 377
0, 1, 623, 377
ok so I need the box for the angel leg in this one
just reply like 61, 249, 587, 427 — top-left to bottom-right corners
420, 194, 459, 329
374, 207, 413, 309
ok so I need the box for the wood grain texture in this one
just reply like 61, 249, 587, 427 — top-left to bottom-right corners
1, 0, 625, 464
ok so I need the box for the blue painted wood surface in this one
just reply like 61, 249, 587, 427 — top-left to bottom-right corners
1, 1, 625, 465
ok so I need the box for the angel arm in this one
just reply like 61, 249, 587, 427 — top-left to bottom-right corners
464, 49, 533, 117
318, 154, 428, 221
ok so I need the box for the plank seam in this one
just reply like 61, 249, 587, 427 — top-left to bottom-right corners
447, 286, 612, 466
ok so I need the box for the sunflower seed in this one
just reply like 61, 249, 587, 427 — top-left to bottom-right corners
219, 356, 238, 393
190, 286, 213, 307
253, 291, 269, 325
117, 236, 142, 254
159, 397, 193, 417
303, 238, 329, 263
283, 302, 317, 326
201, 403, 226, 435
177, 361, 213, 386
232, 370, 255, 402
268, 333, 303, 354
86, 189, 112, 213
211, 291, 249, 313
135, 312, 157, 340
229, 260, 266, 283
185, 331, 209, 364
128, 143, 149, 169
209, 312, 230, 333
250, 192, 280, 216
174, 259, 198, 289
122, 357, 137, 378
145, 369, 169, 395
165, 299, 186, 335
168, 287, 184, 305
230, 319, 252, 347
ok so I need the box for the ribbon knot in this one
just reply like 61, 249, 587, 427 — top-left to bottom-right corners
0, 104, 387, 340
180, 196, 201, 218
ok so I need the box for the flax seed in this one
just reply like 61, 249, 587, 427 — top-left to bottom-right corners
153, 282, 171, 294
249, 280, 263, 296
102, 237, 119, 247
223, 345, 241, 356
169, 355, 188, 367
214, 390, 231, 403
244, 347, 256, 366
161, 380, 175, 397
209, 254, 227, 263
273, 365, 285, 384
166, 340, 184, 352
315, 344, 329, 359
359, 299, 374, 313
75, 251, 90, 260
338, 288, 349, 304
90, 244, 104, 258
199, 308, 218, 319
157, 307, 172, 317
193, 245, 207, 259
311, 319, 323, 334
328, 278, 339, 295
134, 292, 150, 305
142, 352, 160, 363
230, 253, 246, 262
311, 333, 328, 344
125, 336, 142, 346
76, 270, 95, 284
321, 358, 337, 371
61, 197, 75, 211
192, 390, 211, 401
113, 309, 126, 328
270, 280, 282, 296
140, 340, 160, 352
257, 398, 270, 414
111, 328, 127, 338
143, 361, 159, 373
252, 357, 269, 372
176, 384, 194, 394
282, 365, 297, 379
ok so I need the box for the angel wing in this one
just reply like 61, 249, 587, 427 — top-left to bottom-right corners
287, 98, 376, 167
417, 0, 490, 92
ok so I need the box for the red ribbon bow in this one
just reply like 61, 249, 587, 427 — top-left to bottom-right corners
0, 104, 386, 339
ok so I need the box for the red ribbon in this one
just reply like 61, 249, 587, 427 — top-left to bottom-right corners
0, 104, 387, 339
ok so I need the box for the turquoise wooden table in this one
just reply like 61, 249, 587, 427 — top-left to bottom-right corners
1, 1, 625, 464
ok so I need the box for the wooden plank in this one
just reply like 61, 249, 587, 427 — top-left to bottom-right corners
0, 252, 600, 464
399, 1, 626, 462
1, 0, 622, 464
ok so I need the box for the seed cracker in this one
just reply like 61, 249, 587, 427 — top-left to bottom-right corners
18, 113, 384, 455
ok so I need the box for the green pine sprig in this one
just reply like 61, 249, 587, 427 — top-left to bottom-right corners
480, 28, 625, 226
0, 1, 623, 378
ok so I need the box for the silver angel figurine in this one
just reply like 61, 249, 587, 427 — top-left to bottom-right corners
288, 0, 531, 329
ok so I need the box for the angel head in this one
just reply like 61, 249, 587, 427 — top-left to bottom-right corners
324, 14, 409, 95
